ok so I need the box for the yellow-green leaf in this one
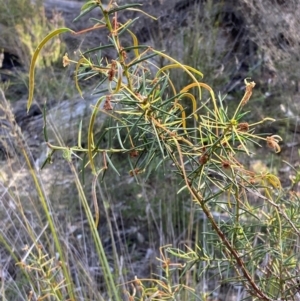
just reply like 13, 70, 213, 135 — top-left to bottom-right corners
27, 28, 75, 113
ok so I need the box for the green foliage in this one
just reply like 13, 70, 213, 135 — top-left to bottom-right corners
0, 0, 65, 69
0, 0, 68, 101
27, 27, 74, 111
0, 1, 296, 301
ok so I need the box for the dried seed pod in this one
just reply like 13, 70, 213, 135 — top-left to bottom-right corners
237, 122, 249, 132
241, 79, 256, 106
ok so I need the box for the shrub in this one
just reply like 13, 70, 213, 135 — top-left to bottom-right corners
2, 1, 298, 300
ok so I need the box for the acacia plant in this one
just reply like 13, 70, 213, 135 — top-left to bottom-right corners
26, 1, 300, 300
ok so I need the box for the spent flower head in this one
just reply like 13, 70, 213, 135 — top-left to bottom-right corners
266, 135, 282, 153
